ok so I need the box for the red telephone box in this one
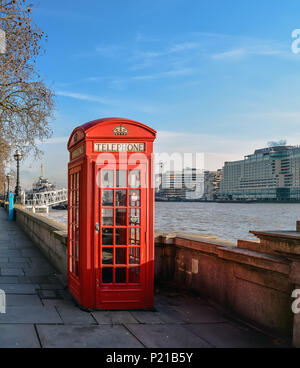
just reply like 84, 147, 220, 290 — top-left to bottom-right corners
67, 117, 156, 310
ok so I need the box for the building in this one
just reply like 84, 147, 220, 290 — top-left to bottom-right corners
219, 145, 300, 201
159, 169, 204, 200
203, 169, 223, 200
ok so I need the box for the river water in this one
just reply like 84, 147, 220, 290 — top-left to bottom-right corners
45, 202, 300, 242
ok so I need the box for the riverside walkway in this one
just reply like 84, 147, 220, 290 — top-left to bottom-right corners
0, 207, 289, 348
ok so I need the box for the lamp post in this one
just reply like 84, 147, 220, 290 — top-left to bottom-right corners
13, 150, 23, 201
6, 174, 10, 201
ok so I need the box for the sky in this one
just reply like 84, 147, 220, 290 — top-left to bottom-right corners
13, 0, 300, 188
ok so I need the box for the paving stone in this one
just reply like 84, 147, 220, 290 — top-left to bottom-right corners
38, 290, 57, 299
0, 257, 8, 262
24, 266, 55, 276
6, 294, 43, 307
57, 306, 97, 325
130, 310, 164, 324
1, 268, 24, 276
126, 323, 211, 348
92, 311, 139, 325
36, 325, 143, 348
42, 299, 75, 308
155, 305, 186, 324
0, 283, 38, 294
0, 262, 30, 269
21, 249, 43, 257
0, 324, 40, 347
0, 306, 62, 324
187, 323, 275, 348
0, 250, 22, 257
0, 276, 19, 284
38, 283, 64, 290
172, 303, 229, 323
8, 257, 31, 263
18, 276, 51, 284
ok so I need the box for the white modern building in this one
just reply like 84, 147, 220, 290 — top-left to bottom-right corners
219, 145, 300, 201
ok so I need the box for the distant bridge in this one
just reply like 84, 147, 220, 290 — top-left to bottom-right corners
24, 189, 68, 213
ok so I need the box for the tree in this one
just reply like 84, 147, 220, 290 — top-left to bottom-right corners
0, 0, 55, 190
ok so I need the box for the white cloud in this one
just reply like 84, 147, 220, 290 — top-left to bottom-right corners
56, 90, 161, 114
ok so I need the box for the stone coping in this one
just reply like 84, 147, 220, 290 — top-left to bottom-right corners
155, 232, 236, 248
250, 230, 300, 240
14, 206, 67, 233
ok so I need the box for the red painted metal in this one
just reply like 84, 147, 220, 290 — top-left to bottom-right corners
67, 117, 156, 310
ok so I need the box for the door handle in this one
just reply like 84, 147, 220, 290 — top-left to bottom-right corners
95, 223, 100, 232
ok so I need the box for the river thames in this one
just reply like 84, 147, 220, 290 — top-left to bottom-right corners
45, 202, 300, 242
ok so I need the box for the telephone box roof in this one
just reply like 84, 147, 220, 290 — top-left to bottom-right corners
68, 117, 156, 149
81, 117, 156, 134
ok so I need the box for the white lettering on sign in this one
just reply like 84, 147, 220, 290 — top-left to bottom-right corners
94, 143, 145, 152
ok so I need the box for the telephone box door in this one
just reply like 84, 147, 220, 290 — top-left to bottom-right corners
94, 163, 148, 309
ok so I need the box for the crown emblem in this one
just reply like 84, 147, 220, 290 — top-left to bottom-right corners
113, 124, 128, 136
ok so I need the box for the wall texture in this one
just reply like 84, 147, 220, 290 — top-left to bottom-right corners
155, 234, 293, 338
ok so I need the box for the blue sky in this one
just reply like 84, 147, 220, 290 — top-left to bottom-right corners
16, 0, 300, 187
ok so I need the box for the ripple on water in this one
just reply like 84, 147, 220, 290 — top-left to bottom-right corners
44, 202, 300, 242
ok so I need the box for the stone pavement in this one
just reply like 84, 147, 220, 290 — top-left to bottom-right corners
0, 208, 290, 348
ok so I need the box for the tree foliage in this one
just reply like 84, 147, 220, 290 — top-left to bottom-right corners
0, 0, 55, 192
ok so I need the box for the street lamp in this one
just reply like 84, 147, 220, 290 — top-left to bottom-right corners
6, 174, 10, 201
13, 149, 23, 201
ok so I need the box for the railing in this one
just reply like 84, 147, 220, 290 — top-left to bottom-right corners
24, 189, 68, 207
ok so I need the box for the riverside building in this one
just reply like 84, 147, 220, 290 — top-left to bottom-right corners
159, 169, 204, 200
203, 169, 223, 201
219, 145, 300, 201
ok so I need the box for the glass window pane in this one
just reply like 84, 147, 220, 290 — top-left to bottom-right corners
129, 190, 140, 206
102, 267, 113, 284
116, 248, 127, 265
102, 209, 113, 226
102, 228, 113, 245
129, 247, 140, 265
75, 242, 79, 259
102, 248, 113, 265
129, 208, 140, 226
115, 190, 127, 207
129, 267, 140, 284
75, 260, 79, 277
102, 190, 113, 206
115, 267, 127, 283
102, 170, 114, 188
116, 170, 127, 187
129, 228, 140, 245
129, 170, 140, 187
72, 258, 75, 274
116, 209, 127, 226
115, 228, 127, 245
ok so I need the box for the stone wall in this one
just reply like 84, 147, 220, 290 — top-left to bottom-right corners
14, 207, 68, 284
155, 234, 293, 339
